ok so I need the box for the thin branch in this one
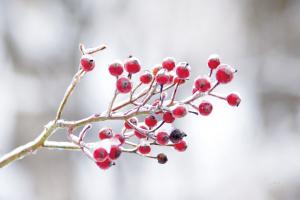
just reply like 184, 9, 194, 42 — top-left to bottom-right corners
43, 141, 81, 150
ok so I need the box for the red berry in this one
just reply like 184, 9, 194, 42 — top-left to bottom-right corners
172, 105, 187, 118
156, 131, 169, 145
145, 115, 158, 128
93, 147, 108, 162
124, 57, 141, 74
98, 127, 113, 140
140, 71, 153, 84
216, 64, 235, 84
227, 93, 241, 107
208, 54, 220, 69
157, 153, 168, 164
192, 87, 198, 94
198, 101, 213, 116
108, 61, 123, 77
176, 63, 190, 79
80, 54, 95, 72
156, 70, 169, 85
116, 77, 132, 93
138, 144, 151, 154
124, 117, 138, 129
96, 158, 113, 170
194, 76, 211, 92
162, 57, 176, 71
174, 140, 187, 152
134, 125, 148, 138
163, 111, 175, 123
174, 77, 186, 85
114, 134, 125, 145
109, 145, 122, 160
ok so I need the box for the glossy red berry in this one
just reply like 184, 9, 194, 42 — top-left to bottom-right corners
124, 117, 138, 129
162, 57, 176, 71
116, 77, 132, 93
114, 134, 125, 145
157, 153, 168, 164
163, 111, 175, 123
138, 144, 151, 154
216, 64, 235, 84
208, 54, 220, 69
194, 76, 211, 92
124, 57, 141, 74
145, 115, 158, 128
96, 158, 113, 170
172, 105, 187, 118
156, 70, 169, 85
176, 63, 190, 79
80, 54, 95, 72
140, 71, 153, 84
98, 127, 113, 140
93, 147, 108, 162
156, 131, 169, 145
108, 61, 123, 77
174, 140, 187, 152
198, 101, 213, 116
109, 145, 122, 160
227, 93, 241, 107
134, 125, 148, 139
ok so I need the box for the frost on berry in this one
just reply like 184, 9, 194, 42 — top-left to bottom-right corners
80, 54, 95, 72
64, 51, 241, 171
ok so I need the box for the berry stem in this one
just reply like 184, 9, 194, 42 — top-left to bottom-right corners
208, 93, 226, 100
168, 82, 180, 106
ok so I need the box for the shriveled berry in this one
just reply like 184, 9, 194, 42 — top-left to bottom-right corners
134, 125, 148, 139
227, 93, 241, 107
124, 117, 138, 129
145, 115, 158, 128
176, 63, 190, 79
163, 111, 175, 123
80, 54, 95, 72
109, 145, 122, 160
194, 76, 211, 92
96, 158, 113, 170
216, 64, 235, 84
172, 105, 187, 118
174, 77, 185, 85
93, 147, 108, 162
138, 144, 151, 154
157, 153, 168, 164
140, 71, 153, 84
156, 70, 169, 85
114, 134, 125, 145
108, 61, 123, 76
152, 65, 162, 76
116, 77, 132, 93
174, 140, 187, 152
124, 57, 141, 74
208, 54, 220, 69
198, 101, 213, 116
169, 129, 187, 144
162, 57, 175, 71
156, 131, 169, 145
98, 127, 113, 140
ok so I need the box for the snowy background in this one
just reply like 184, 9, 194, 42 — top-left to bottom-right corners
1, 0, 300, 200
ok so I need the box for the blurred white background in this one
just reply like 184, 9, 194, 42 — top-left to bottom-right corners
1, 0, 300, 200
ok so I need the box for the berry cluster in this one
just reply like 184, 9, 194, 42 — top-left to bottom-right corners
69, 53, 241, 170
